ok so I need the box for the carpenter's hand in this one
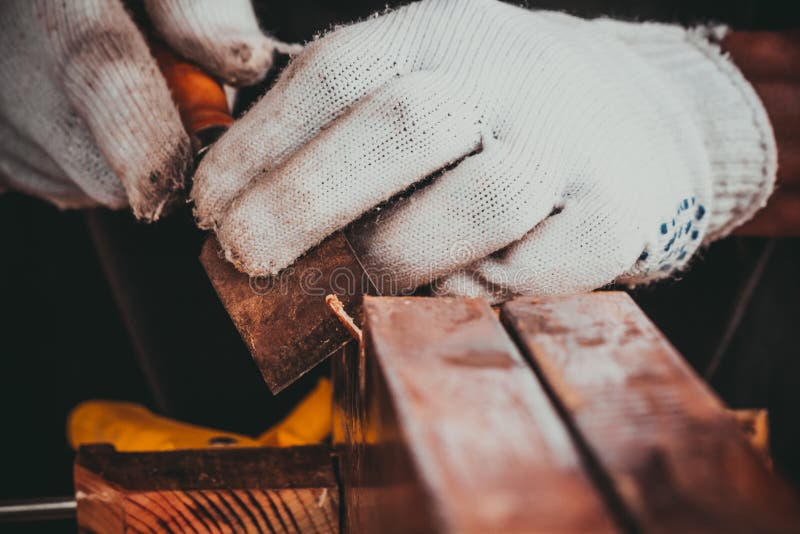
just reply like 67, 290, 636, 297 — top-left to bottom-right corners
0, 0, 294, 220
193, 0, 776, 300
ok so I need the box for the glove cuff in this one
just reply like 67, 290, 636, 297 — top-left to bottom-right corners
596, 20, 777, 241
678, 26, 776, 240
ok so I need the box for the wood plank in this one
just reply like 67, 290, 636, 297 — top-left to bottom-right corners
501, 292, 800, 533
200, 233, 368, 393
335, 296, 618, 533
75, 444, 339, 534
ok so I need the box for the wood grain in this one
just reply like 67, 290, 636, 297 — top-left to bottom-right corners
200, 233, 369, 393
336, 296, 618, 533
75, 444, 339, 534
501, 292, 800, 533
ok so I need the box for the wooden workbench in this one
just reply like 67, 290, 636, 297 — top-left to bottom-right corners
76, 292, 800, 533
333, 292, 800, 533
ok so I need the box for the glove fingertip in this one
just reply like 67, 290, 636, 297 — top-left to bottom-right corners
128, 135, 192, 222
192, 34, 299, 87
189, 156, 226, 230
216, 34, 279, 86
144, 0, 300, 86
214, 219, 267, 277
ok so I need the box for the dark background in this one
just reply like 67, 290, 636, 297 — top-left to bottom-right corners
0, 0, 798, 531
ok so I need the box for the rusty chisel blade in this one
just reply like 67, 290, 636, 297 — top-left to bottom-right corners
200, 232, 375, 393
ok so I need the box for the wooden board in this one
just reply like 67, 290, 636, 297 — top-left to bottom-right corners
101, 284, 797, 532
501, 292, 800, 533
200, 233, 369, 393
335, 296, 618, 533
75, 444, 339, 534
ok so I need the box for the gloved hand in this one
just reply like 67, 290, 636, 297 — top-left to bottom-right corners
192, 0, 776, 299
0, 0, 295, 220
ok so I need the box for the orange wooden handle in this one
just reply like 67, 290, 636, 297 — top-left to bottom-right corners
150, 40, 233, 153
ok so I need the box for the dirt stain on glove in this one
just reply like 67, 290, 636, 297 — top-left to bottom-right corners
54, 18, 193, 221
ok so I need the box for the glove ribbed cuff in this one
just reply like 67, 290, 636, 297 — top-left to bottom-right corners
602, 21, 777, 241
685, 27, 777, 240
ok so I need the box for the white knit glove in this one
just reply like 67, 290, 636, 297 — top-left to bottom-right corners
0, 0, 294, 220
192, 0, 776, 299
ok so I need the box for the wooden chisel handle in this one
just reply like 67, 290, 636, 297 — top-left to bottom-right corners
149, 39, 233, 155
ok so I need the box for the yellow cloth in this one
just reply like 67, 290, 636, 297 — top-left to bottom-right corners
68, 378, 332, 451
